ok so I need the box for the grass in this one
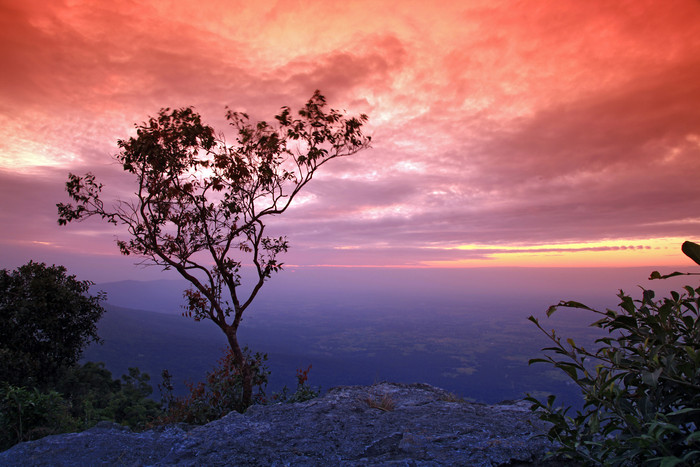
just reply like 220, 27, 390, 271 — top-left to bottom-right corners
363, 393, 395, 412
438, 392, 464, 403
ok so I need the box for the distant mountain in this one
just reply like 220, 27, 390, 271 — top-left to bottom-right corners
92, 266, 672, 315
90, 280, 190, 314
82, 304, 226, 395
82, 296, 587, 405
84, 267, 678, 404
82, 303, 383, 397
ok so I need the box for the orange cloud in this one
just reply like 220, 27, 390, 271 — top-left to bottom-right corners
1, 0, 699, 275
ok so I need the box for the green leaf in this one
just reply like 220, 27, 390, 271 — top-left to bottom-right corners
681, 451, 700, 463
649, 271, 686, 280
658, 456, 684, 467
589, 411, 600, 432
669, 407, 700, 417
555, 362, 580, 380
682, 241, 700, 266
641, 368, 662, 386
560, 300, 596, 310
591, 318, 609, 327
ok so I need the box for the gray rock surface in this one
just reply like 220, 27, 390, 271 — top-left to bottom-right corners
0, 382, 567, 466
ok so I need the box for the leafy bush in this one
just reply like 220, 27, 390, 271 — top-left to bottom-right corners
0, 363, 163, 450
157, 347, 269, 425
272, 365, 320, 404
0, 385, 76, 450
56, 362, 121, 426
0, 261, 164, 450
51, 362, 162, 431
527, 242, 700, 466
156, 352, 321, 426
97, 367, 162, 430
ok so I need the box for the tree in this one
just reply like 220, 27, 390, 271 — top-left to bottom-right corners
0, 261, 105, 388
1, 363, 164, 449
57, 91, 371, 407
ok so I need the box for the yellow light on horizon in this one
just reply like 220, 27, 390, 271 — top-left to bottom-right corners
422, 237, 692, 268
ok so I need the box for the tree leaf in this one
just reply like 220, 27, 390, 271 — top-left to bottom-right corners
658, 456, 684, 467
650, 271, 688, 280
681, 241, 700, 266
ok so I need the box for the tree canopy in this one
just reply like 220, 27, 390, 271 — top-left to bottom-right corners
57, 90, 371, 406
0, 261, 105, 388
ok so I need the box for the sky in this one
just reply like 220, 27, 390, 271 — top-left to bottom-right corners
1, 0, 700, 283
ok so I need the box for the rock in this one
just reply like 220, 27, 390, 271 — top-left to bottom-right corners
0, 382, 568, 466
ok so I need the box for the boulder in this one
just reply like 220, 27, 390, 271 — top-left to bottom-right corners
0, 382, 569, 466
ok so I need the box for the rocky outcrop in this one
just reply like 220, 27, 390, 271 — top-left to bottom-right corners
0, 382, 567, 466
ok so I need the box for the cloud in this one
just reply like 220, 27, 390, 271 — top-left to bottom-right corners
274, 59, 700, 249
1, 0, 700, 273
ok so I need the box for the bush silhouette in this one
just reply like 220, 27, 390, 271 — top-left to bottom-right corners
0, 262, 162, 449
0, 261, 105, 388
528, 241, 700, 465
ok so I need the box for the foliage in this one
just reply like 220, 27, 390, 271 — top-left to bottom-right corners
55, 361, 121, 424
527, 242, 700, 466
156, 348, 269, 425
0, 384, 76, 450
272, 365, 321, 404
0, 363, 163, 451
94, 367, 162, 430
649, 241, 700, 280
57, 91, 371, 406
0, 262, 164, 449
0, 261, 105, 388
156, 352, 321, 426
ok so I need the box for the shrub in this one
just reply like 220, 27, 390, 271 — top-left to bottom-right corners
527, 242, 700, 465
56, 361, 121, 426
272, 365, 320, 404
100, 367, 162, 430
157, 347, 269, 425
56, 363, 161, 431
0, 363, 163, 450
0, 385, 76, 450
0, 261, 163, 449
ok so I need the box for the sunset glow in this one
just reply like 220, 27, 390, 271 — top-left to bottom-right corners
1, 0, 700, 280
423, 238, 690, 268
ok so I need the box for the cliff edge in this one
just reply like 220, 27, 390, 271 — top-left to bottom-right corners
0, 382, 568, 466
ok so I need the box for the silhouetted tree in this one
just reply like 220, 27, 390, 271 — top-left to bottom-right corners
57, 91, 371, 407
0, 261, 105, 388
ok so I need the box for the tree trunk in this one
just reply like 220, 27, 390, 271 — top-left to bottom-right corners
224, 327, 253, 409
